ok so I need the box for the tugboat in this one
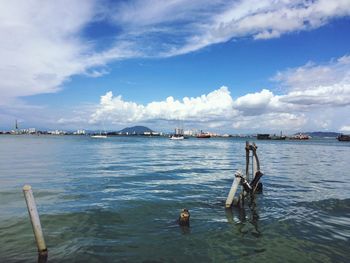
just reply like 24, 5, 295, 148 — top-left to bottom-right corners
196, 130, 211, 138
337, 134, 350, 141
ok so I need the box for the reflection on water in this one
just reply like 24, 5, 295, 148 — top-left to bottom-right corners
0, 135, 349, 262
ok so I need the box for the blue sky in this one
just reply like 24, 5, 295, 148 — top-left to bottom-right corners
1, 0, 350, 133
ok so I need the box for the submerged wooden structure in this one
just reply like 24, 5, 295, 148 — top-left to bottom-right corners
225, 142, 263, 208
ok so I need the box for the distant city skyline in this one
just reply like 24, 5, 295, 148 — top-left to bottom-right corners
1, 1, 350, 133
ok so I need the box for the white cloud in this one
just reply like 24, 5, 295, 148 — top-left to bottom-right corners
272, 55, 350, 109
1, 0, 350, 105
1, 0, 350, 132
0, 0, 93, 103
232, 113, 307, 131
87, 86, 312, 132
159, 0, 350, 55
86, 53, 350, 132
90, 86, 236, 124
0, 0, 141, 105
340, 125, 350, 132
272, 55, 350, 91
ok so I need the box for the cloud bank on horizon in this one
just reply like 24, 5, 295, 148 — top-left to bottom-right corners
1, 0, 350, 132
87, 55, 350, 132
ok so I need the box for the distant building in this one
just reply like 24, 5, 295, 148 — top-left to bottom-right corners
175, 128, 184, 135
74, 129, 86, 135
184, 130, 195, 136
28, 128, 36, 134
48, 130, 66, 135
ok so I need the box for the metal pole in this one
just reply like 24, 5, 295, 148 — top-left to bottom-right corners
23, 185, 48, 256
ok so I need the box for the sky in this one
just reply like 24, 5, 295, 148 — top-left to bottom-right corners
1, 0, 350, 133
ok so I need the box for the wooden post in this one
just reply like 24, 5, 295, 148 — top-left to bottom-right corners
252, 148, 257, 179
245, 141, 250, 181
23, 185, 48, 257
225, 171, 242, 208
252, 143, 260, 172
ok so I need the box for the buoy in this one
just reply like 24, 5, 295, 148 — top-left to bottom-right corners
178, 208, 190, 227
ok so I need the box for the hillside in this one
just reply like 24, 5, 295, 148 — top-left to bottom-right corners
305, 132, 341, 137
117, 126, 153, 135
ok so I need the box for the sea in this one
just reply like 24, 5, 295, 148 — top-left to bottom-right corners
0, 135, 349, 262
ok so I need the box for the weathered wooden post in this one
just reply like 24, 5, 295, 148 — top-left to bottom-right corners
250, 143, 263, 194
225, 171, 243, 208
226, 142, 264, 209
22, 185, 48, 258
245, 141, 250, 181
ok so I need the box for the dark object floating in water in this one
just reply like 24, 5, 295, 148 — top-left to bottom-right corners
178, 208, 190, 226
337, 134, 350, 141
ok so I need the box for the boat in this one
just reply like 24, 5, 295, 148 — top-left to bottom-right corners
270, 131, 286, 140
91, 134, 107, 138
170, 127, 185, 140
170, 134, 184, 140
257, 134, 271, 140
289, 133, 310, 140
91, 130, 107, 138
270, 135, 286, 140
196, 133, 211, 138
337, 134, 350, 141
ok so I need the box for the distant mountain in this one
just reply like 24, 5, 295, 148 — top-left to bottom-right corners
116, 126, 153, 135
305, 132, 341, 137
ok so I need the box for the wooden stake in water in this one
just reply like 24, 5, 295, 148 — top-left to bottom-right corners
225, 171, 243, 208
23, 185, 48, 256
245, 141, 250, 181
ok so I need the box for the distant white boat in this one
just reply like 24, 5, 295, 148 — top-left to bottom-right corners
170, 135, 184, 140
91, 132, 107, 138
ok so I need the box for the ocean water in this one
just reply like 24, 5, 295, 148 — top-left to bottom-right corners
0, 135, 349, 262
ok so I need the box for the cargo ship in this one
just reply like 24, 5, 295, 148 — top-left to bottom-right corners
337, 134, 350, 141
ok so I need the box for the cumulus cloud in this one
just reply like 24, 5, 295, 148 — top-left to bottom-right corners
90, 86, 236, 124
232, 113, 307, 131
88, 86, 311, 131
272, 55, 350, 109
340, 125, 350, 132
2, 0, 350, 132
87, 53, 350, 132
272, 55, 350, 91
